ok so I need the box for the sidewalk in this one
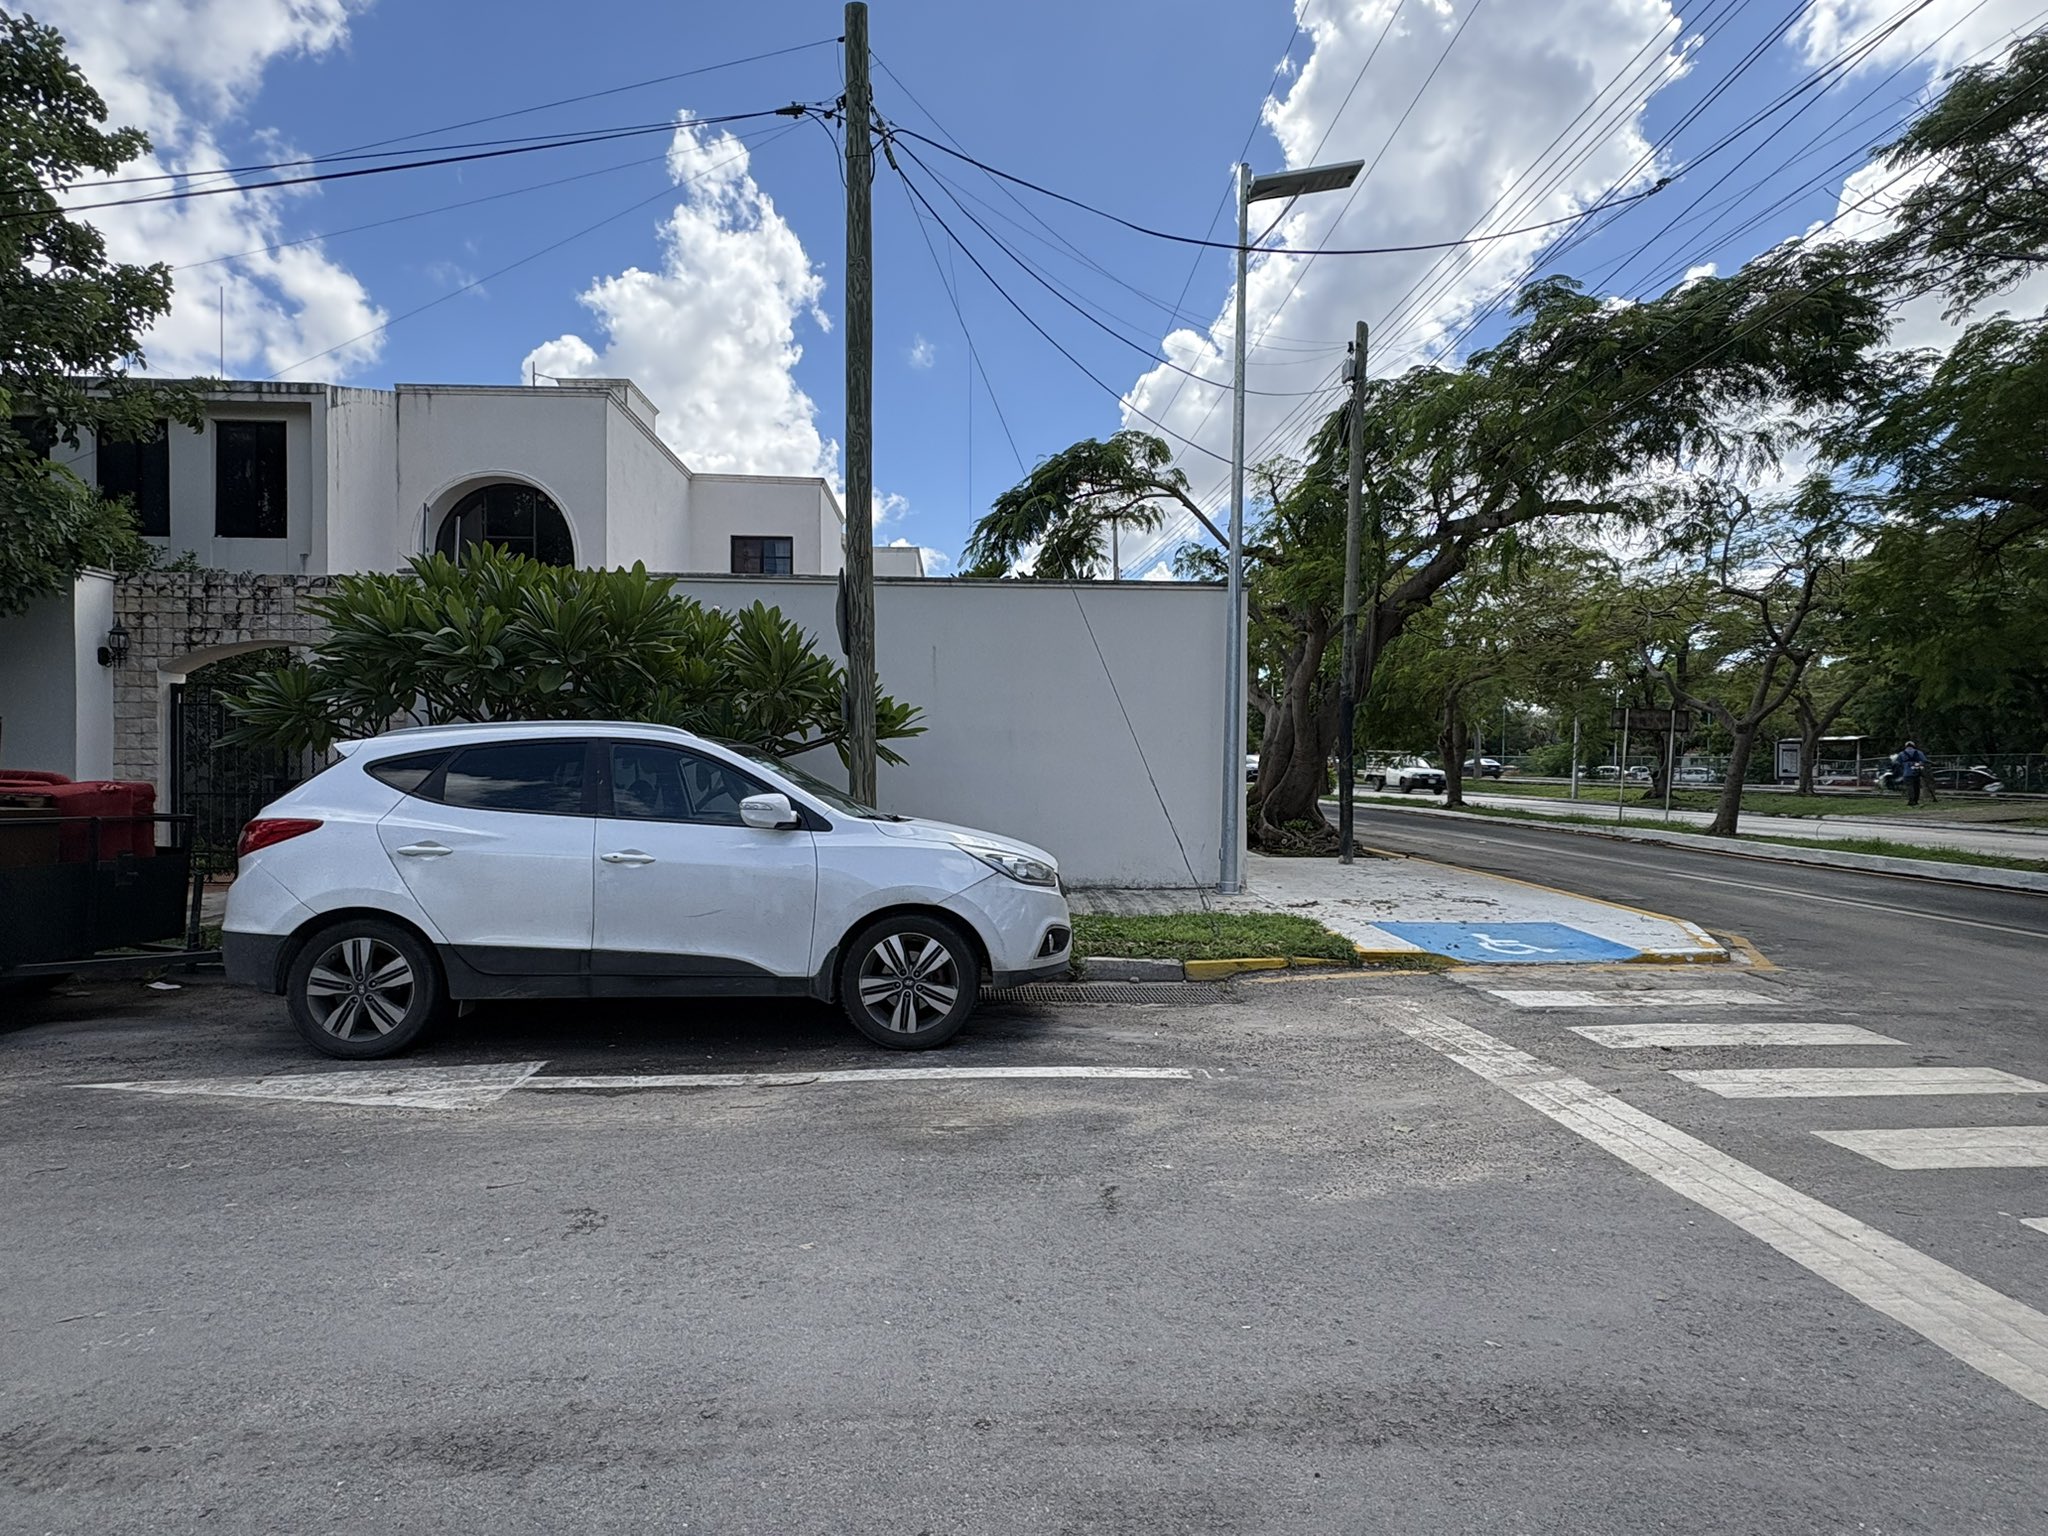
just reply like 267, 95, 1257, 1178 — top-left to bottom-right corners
1074, 850, 1724, 966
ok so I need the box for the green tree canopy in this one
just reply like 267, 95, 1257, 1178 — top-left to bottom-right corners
224, 548, 925, 768
0, 13, 200, 616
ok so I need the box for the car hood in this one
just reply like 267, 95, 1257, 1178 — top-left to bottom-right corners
873, 815, 1058, 867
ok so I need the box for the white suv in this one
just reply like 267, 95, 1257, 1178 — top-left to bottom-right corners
222, 722, 1071, 1058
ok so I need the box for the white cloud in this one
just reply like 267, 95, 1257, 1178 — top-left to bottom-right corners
40, 0, 387, 380
1120, 0, 1688, 573
1140, 561, 1178, 581
1796, 0, 2042, 74
523, 114, 835, 479
907, 334, 936, 369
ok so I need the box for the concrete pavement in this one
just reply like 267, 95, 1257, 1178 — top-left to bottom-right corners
1075, 848, 1725, 964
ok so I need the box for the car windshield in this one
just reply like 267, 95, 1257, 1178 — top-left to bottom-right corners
717, 741, 883, 819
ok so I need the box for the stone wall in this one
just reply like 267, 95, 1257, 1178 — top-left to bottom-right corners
113, 570, 333, 788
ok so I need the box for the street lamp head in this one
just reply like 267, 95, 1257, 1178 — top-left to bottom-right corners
1247, 159, 1363, 203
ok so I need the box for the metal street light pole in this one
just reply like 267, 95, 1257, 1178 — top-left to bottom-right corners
1219, 156, 1363, 895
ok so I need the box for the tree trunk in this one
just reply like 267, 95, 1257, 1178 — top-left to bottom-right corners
1710, 725, 1755, 835
1440, 703, 1469, 809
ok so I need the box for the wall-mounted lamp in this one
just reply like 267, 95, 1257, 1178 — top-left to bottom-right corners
97, 619, 129, 668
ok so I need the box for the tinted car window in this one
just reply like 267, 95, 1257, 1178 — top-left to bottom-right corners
364, 749, 448, 796
440, 741, 588, 815
609, 743, 767, 825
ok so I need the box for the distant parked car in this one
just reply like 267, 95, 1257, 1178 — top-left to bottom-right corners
1462, 757, 1504, 779
1245, 753, 1260, 783
1676, 766, 1719, 786
1625, 766, 1653, 784
1365, 757, 1447, 794
1591, 765, 1623, 781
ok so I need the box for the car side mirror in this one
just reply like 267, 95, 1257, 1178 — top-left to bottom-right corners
740, 792, 801, 831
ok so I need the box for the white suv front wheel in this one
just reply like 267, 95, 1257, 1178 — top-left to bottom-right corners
286, 917, 447, 1060
838, 914, 981, 1050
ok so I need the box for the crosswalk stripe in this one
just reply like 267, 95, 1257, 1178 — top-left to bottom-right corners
1570, 1020, 1902, 1049
1671, 1067, 2048, 1099
1380, 1000, 2048, 1411
1485, 987, 1779, 1009
1815, 1127, 2048, 1169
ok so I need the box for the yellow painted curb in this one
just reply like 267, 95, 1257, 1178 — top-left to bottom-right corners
1626, 948, 1730, 966
1185, 957, 1289, 979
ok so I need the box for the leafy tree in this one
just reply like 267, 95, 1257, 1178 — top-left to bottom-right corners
1868, 30, 2048, 317
224, 548, 924, 768
0, 13, 199, 616
961, 431, 1227, 579
1634, 479, 1861, 834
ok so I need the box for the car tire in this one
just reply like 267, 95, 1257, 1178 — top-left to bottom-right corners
286, 917, 446, 1060
838, 913, 980, 1051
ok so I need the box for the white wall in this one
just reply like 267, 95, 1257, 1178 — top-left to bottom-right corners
872, 545, 925, 578
0, 572, 115, 778
670, 576, 1225, 887
324, 388, 401, 572
397, 386, 613, 565
604, 402, 690, 568
688, 476, 843, 576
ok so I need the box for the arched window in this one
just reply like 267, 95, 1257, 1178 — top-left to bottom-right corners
433, 483, 574, 566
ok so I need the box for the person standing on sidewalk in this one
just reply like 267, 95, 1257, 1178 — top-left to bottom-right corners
1898, 739, 1930, 806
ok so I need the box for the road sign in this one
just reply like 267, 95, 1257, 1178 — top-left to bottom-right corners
1375, 922, 1642, 964
1611, 707, 1693, 734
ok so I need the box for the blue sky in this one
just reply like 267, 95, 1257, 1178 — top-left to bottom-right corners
47, 1, 2044, 574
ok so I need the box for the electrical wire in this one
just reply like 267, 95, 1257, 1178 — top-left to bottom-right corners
68, 38, 842, 190
26, 107, 800, 221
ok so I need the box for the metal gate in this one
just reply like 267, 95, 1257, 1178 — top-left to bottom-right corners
169, 653, 307, 874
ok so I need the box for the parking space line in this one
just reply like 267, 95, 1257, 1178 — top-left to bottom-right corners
1671, 1067, 2048, 1099
1815, 1127, 2048, 1169
1484, 987, 1780, 1009
526, 1065, 1202, 1090
1377, 999, 2048, 1413
1571, 1021, 1902, 1048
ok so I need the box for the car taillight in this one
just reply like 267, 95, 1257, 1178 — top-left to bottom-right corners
237, 818, 322, 859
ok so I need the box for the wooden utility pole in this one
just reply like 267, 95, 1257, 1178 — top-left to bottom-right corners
1336, 320, 1367, 864
842, 0, 878, 803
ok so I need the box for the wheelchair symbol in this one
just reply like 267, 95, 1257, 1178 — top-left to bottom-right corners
1469, 931, 1562, 956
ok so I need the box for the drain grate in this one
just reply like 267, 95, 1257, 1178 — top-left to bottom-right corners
981, 981, 1228, 1007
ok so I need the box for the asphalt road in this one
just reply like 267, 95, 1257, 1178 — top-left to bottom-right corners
6, 822, 2048, 1534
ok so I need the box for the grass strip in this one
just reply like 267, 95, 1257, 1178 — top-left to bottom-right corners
1072, 911, 1361, 964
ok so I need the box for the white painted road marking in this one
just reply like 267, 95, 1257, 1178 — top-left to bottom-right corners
1378, 999, 2048, 1413
527, 1065, 1202, 1090
76, 1062, 546, 1111
1570, 1020, 1904, 1049
1815, 1127, 2048, 1169
2024, 1218, 2048, 1237
1485, 987, 1779, 1009
1671, 1067, 2048, 1099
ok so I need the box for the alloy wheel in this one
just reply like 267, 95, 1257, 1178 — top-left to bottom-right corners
303, 936, 416, 1040
856, 932, 961, 1034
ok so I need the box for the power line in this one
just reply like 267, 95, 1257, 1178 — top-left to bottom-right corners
28, 107, 800, 221
890, 139, 1342, 399
261, 124, 798, 381
69, 38, 842, 190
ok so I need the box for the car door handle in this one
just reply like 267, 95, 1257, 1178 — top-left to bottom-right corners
601, 850, 657, 865
395, 842, 452, 858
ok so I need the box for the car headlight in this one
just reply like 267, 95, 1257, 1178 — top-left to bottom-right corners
958, 839, 1058, 887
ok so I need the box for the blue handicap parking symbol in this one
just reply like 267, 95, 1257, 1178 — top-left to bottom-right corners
1375, 922, 1641, 964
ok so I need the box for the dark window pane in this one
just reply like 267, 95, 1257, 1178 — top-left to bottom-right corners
608, 744, 766, 824
365, 749, 448, 796
9, 415, 56, 458
731, 536, 793, 575
215, 421, 287, 538
440, 741, 587, 815
435, 483, 574, 567
97, 425, 171, 537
